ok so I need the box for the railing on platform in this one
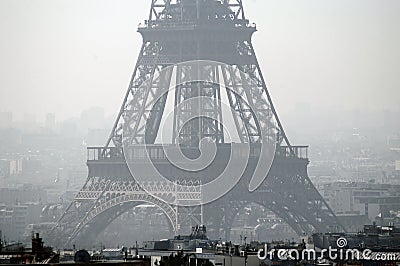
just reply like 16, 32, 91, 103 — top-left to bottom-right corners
88, 145, 308, 162
277, 146, 309, 160
138, 18, 254, 30
87, 147, 124, 161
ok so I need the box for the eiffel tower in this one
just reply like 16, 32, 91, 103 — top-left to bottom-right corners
49, 0, 344, 247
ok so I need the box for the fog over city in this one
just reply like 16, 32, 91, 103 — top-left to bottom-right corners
0, 0, 399, 261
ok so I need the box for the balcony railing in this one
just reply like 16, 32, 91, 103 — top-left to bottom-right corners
138, 18, 255, 31
277, 146, 309, 160
88, 144, 308, 162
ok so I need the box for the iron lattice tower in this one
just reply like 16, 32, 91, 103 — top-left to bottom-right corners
49, 0, 344, 247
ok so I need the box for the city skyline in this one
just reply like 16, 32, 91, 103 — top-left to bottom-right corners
0, 0, 399, 256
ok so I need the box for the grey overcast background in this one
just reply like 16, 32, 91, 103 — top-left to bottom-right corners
0, 0, 399, 122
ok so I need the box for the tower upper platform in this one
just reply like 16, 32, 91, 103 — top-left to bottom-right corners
138, 0, 256, 39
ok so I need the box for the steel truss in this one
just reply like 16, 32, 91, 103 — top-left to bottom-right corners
48, 0, 344, 247
50, 178, 202, 247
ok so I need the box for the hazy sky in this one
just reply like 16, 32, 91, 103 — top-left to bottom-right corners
0, 0, 399, 122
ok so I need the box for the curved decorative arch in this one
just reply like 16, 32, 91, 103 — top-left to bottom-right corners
67, 193, 177, 245
70, 201, 175, 247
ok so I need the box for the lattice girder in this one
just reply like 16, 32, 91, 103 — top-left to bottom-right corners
48, 0, 345, 247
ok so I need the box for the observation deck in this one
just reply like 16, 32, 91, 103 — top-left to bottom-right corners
87, 144, 308, 163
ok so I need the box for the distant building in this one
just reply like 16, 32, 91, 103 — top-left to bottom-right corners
388, 134, 400, 151
0, 203, 44, 242
0, 205, 27, 240
313, 223, 400, 250
45, 113, 56, 131
335, 214, 371, 233
140, 226, 267, 266
320, 182, 400, 224
0, 159, 22, 178
101, 247, 126, 260
0, 186, 47, 205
